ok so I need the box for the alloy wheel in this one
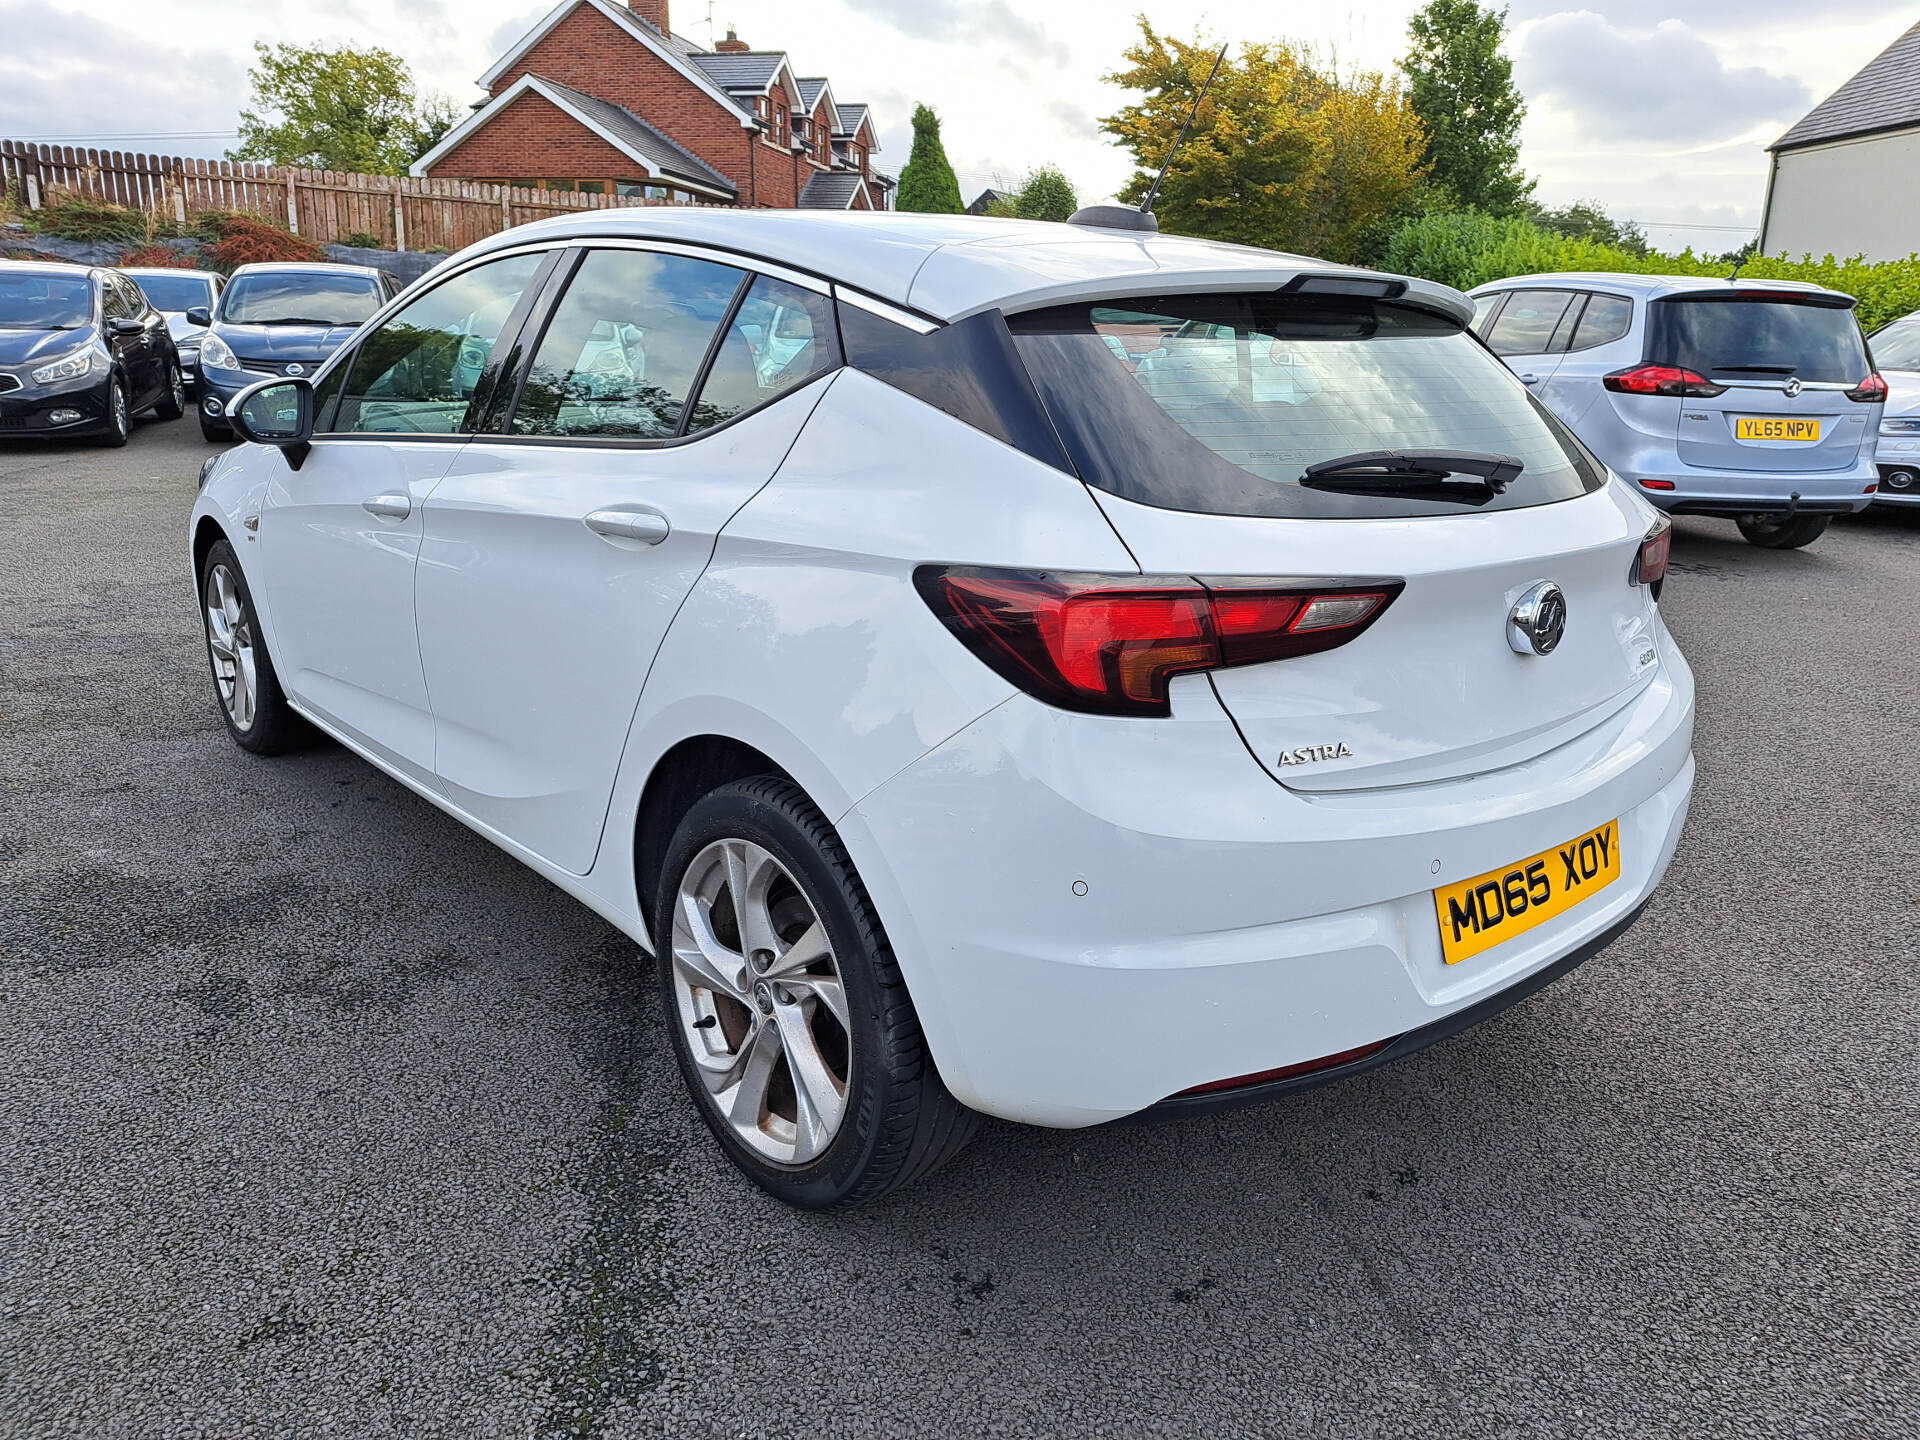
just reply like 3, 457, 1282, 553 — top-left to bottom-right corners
168, 365, 184, 412
110, 382, 129, 439
204, 563, 258, 729
670, 839, 852, 1166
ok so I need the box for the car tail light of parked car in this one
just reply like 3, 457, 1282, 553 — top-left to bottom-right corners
914, 567, 1402, 717
1634, 514, 1672, 589
1603, 364, 1727, 398
1846, 373, 1888, 402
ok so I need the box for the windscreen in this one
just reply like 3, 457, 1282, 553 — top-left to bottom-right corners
1007, 295, 1603, 519
1647, 294, 1869, 383
130, 273, 212, 313
221, 272, 380, 326
1870, 314, 1920, 371
0, 272, 92, 329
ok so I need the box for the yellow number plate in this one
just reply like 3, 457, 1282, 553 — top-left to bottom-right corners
1735, 416, 1821, 442
1434, 820, 1620, 964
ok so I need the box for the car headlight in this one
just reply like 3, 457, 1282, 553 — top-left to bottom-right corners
1880, 418, 1920, 436
30, 349, 93, 385
199, 333, 239, 372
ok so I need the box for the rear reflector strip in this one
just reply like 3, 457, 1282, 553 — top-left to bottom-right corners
1174, 1039, 1393, 1097
1638, 479, 1676, 491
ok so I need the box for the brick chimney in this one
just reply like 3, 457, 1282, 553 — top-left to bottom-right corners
715, 25, 750, 53
628, 0, 669, 34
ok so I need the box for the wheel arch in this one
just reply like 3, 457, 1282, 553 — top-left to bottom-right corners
191, 514, 228, 582
632, 734, 796, 936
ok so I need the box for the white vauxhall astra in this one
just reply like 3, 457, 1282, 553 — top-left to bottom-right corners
189, 210, 1695, 1207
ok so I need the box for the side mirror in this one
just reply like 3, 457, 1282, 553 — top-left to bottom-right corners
109, 317, 143, 337
229, 377, 315, 469
185, 307, 212, 328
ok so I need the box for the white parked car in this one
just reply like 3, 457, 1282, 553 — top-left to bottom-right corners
189, 211, 1696, 1207
1866, 309, 1920, 503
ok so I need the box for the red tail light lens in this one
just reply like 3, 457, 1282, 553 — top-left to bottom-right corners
915, 568, 1404, 717
1847, 372, 1888, 402
1635, 514, 1672, 592
1604, 364, 1727, 398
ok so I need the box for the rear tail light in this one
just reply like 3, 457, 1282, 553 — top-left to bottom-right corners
1634, 514, 1672, 593
914, 567, 1404, 717
1604, 364, 1727, 399
1846, 372, 1888, 402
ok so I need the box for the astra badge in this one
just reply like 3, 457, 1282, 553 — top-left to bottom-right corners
1507, 581, 1567, 656
284, 363, 305, 377
1277, 742, 1353, 767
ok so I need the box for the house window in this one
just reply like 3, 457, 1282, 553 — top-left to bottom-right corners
544, 179, 577, 192
578, 181, 606, 195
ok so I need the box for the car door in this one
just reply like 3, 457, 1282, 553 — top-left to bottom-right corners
253, 247, 554, 784
98, 276, 149, 402
118, 273, 169, 402
1536, 291, 1637, 434
416, 247, 843, 874
1483, 287, 1581, 399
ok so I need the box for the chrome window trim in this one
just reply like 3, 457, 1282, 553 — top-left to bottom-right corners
834, 286, 939, 334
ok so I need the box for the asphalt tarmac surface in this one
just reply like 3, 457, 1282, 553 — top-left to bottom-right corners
3, 414, 1916, 1438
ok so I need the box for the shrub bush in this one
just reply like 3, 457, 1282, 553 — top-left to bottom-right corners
1382, 211, 1920, 332
338, 230, 385, 250
119, 244, 195, 269
198, 212, 325, 271
36, 193, 149, 244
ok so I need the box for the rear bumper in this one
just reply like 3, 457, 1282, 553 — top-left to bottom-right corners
842, 622, 1696, 1128
1628, 461, 1877, 516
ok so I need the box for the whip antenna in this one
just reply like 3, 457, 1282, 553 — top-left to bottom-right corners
1067, 40, 1229, 233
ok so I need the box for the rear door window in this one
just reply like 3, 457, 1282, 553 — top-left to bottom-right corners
685, 275, 840, 433
510, 249, 745, 439
1569, 293, 1633, 351
1485, 290, 1576, 357
1008, 295, 1604, 520
1648, 293, 1870, 383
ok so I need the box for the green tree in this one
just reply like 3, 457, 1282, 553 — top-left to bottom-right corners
1013, 166, 1078, 222
896, 104, 964, 214
232, 43, 454, 175
1402, 0, 1532, 215
1526, 197, 1648, 255
1100, 22, 1427, 262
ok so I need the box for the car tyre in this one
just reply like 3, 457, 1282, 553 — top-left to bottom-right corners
199, 539, 304, 755
1735, 513, 1831, 549
654, 776, 979, 1209
153, 360, 186, 421
96, 376, 130, 448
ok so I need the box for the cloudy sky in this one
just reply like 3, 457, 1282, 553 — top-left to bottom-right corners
4, 0, 1915, 250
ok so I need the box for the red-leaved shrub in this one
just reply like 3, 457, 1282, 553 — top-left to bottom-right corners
119, 244, 195, 269
204, 213, 323, 272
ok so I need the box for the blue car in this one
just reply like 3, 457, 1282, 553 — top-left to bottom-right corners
191, 262, 401, 441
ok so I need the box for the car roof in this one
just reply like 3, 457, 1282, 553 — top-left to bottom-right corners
226, 262, 386, 278
120, 267, 223, 281
0, 259, 98, 280
452, 209, 1475, 326
1471, 272, 1853, 302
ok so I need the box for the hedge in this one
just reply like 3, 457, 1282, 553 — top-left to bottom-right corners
1382, 211, 1920, 332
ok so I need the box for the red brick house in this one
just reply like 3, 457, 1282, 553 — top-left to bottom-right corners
411, 0, 892, 211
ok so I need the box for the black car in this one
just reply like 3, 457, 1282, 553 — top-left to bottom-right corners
0, 261, 184, 445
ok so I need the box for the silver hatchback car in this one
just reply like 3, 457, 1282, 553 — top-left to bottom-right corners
1469, 274, 1886, 548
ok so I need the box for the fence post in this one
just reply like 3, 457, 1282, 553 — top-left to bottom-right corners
171, 167, 187, 228
25, 171, 40, 210
501, 182, 511, 233
285, 168, 298, 233
393, 179, 407, 252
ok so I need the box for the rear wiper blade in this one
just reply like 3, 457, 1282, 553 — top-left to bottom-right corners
1301, 449, 1525, 494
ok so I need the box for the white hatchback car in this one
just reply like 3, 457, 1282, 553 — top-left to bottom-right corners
190, 211, 1696, 1207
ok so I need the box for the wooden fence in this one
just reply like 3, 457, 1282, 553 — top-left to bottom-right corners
0, 141, 725, 252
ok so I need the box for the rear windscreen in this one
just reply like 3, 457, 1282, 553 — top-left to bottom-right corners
1007, 295, 1603, 519
1647, 294, 1869, 384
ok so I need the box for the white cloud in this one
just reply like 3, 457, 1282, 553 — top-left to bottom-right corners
1517, 11, 1811, 141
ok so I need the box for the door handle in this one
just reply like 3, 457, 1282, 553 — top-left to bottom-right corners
362, 493, 411, 520
1517, 373, 1542, 386
584, 508, 671, 545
